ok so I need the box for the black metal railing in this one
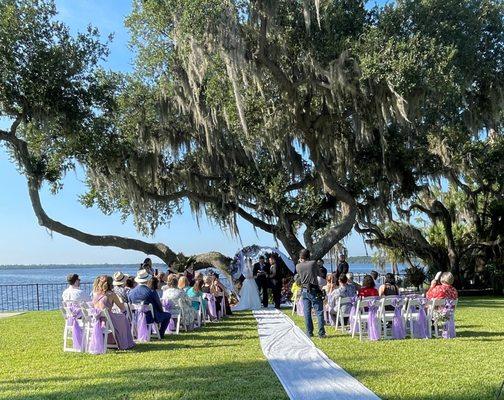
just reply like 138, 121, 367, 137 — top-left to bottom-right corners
0, 273, 411, 312
0, 282, 93, 312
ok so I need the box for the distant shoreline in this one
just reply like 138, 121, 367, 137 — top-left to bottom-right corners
0, 256, 375, 269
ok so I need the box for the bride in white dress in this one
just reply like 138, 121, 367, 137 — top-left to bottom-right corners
233, 258, 262, 311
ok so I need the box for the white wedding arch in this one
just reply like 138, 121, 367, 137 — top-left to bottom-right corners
229, 245, 295, 280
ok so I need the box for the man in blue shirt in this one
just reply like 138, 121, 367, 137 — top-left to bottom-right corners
128, 269, 171, 338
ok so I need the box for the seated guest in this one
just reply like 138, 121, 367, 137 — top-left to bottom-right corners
62, 273, 90, 302
329, 275, 355, 322
148, 276, 163, 297
162, 275, 197, 328
125, 276, 136, 293
333, 274, 357, 299
186, 279, 207, 312
92, 275, 134, 350
128, 269, 171, 338
426, 272, 458, 300
178, 276, 191, 293
322, 274, 336, 296
370, 270, 380, 289
358, 275, 379, 297
112, 272, 129, 303
346, 272, 361, 291
379, 273, 400, 297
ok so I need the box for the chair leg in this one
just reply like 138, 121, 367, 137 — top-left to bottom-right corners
334, 309, 340, 331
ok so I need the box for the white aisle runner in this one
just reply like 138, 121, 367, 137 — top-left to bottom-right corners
253, 309, 381, 400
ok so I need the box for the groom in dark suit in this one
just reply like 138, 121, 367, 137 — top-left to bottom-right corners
253, 256, 270, 307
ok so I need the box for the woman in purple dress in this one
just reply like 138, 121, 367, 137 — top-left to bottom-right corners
92, 275, 135, 350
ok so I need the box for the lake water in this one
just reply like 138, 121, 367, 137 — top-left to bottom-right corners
0, 262, 405, 285
0, 262, 406, 311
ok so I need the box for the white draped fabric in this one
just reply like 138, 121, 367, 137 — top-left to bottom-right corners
253, 309, 381, 400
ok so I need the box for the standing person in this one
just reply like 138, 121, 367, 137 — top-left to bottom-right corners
142, 258, 154, 275
268, 253, 285, 310
233, 258, 262, 311
184, 264, 195, 286
62, 274, 90, 302
296, 249, 326, 338
336, 254, 349, 280
128, 269, 171, 339
253, 256, 270, 308
317, 259, 328, 288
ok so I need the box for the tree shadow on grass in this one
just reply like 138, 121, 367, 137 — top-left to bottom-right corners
0, 362, 289, 400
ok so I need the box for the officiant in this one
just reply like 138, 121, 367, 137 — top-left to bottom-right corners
253, 256, 270, 307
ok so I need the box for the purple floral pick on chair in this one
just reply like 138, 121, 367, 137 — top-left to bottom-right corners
439, 299, 457, 339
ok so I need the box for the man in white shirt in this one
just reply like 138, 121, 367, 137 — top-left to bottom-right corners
62, 274, 90, 302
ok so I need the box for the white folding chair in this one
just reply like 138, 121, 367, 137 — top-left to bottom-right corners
61, 301, 86, 352
404, 296, 431, 338
81, 306, 117, 353
378, 296, 405, 339
351, 297, 382, 341
334, 297, 352, 333
429, 298, 458, 338
130, 302, 162, 341
189, 296, 205, 328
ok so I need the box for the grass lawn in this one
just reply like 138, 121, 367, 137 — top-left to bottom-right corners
0, 311, 287, 400
289, 296, 504, 400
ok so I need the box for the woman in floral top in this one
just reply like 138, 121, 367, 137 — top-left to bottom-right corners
426, 272, 458, 300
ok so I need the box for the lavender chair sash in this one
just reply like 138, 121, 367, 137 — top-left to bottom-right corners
135, 304, 150, 342
204, 294, 217, 319
442, 299, 456, 339
349, 296, 358, 332
296, 297, 304, 316
412, 297, 429, 339
367, 299, 380, 341
67, 304, 84, 351
391, 297, 406, 340
87, 308, 105, 354
162, 299, 174, 313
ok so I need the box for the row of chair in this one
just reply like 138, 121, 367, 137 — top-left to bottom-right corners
333, 295, 458, 341
62, 293, 228, 352
61, 301, 118, 353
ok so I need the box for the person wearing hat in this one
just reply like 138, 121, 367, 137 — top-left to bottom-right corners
127, 269, 171, 338
112, 271, 129, 303
62, 273, 90, 302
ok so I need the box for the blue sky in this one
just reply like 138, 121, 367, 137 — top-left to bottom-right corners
0, 0, 371, 265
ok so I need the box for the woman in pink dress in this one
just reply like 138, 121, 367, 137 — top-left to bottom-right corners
92, 275, 135, 350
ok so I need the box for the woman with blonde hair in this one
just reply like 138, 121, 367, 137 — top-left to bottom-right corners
92, 275, 135, 350
178, 276, 190, 293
